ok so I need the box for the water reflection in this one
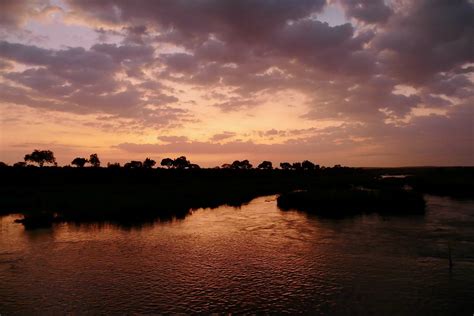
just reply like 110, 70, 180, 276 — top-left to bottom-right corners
0, 195, 473, 314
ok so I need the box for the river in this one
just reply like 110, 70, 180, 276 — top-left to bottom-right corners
1, 195, 473, 314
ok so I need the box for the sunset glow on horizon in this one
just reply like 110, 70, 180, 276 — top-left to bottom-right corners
0, 0, 472, 167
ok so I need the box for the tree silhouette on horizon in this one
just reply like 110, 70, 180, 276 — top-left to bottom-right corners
257, 161, 273, 170
89, 153, 101, 167
173, 156, 191, 169
13, 150, 327, 171
24, 150, 56, 167
71, 157, 88, 168
143, 158, 156, 168
161, 158, 174, 169
302, 160, 318, 170
230, 160, 253, 169
124, 161, 143, 169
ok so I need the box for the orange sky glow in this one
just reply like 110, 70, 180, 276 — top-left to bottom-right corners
0, 0, 472, 167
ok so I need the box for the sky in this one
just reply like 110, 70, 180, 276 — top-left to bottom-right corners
0, 0, 472, 167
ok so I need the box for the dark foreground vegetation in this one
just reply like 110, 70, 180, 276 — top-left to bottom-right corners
277, 188, 426, 217
0, 152, 473, 228
0, 167, 314, 228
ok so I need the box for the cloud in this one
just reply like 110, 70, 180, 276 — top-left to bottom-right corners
0, 0, 61, 33
339, 0, 392, 24
65, 0, 326, 46
116, 139, 349, 155
212, 97, 261, 112
258, 129, 287, 138
116, 99, 474, 166
158, 135, 189, 143
160, 53, 197, 73
374, 0, 474, 83
0, 40, 191, 128
1, 0, 473, 165
210, 131, 236, 142
44, 0, 473, 122
90, 43, 154, 63
0, 0, 31, 29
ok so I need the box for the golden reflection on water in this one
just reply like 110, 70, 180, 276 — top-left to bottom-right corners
1, 195, 474, 314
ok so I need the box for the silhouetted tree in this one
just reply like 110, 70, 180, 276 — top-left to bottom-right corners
221, 163, 232, 169
71, 157, 88, 168
230, 160, 253, 169
124, 161, 142, 168
292, 162, 302, 170
302, 160, 315, 170
173, 156, 191, 169
89, 153, 100, 167
161, 158, 174, 169
24, 149, 56, 167
0, 162, 8, 168
107, 162, 121, 168
231, 160, 241, 169
280, 162, 292, 170
189, 163, 201, 169
13, 161, 27, 168
242, 160, 253, 169
143, 158, 156, 168
257, 161, 273, 170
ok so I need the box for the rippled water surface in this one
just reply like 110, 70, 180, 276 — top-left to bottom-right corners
1, 195, 474, 314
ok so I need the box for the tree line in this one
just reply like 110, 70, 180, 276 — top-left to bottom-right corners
0, 149, 344, 170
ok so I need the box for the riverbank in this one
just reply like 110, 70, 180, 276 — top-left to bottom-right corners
0, 166, 472, 227
277, 188, 426, 217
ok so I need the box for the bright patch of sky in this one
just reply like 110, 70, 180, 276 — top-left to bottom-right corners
316, 2, 348, 26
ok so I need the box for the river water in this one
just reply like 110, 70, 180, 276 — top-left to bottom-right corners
1, 195, 473, 314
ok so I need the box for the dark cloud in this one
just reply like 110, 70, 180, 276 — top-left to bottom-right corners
160, 53, 198, 73
0, 41, 53, 64
91, 43, 154, 63
374, 0, 474, 83
0, 40, 189, 128
122, 25, 148, 44
276, 20, 354, 58
424, 73, 473, 98
339, 0, 392, 24
0, 0, 30, 29
62, 0, 472, 121
1, 0, 472, 165
66, 0, 326, 46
